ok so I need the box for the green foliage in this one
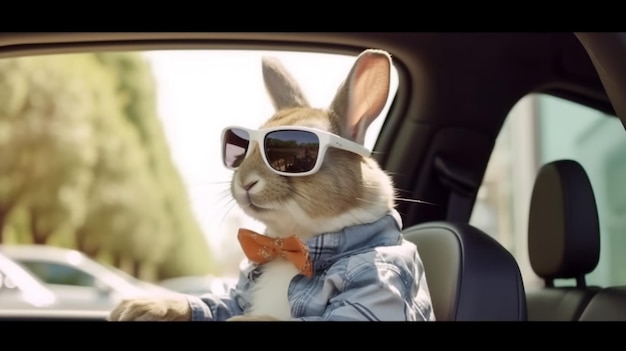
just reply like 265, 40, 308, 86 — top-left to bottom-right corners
0, 54, 105, 243
0, 52, 215, 281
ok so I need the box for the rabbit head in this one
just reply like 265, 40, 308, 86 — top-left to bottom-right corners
229, 49, 396, 241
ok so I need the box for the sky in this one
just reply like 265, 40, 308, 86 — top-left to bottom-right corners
143, 50, 398, 274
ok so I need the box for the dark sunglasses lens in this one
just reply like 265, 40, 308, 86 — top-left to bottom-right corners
264, 130, 319, 173
223, 128, 250, 168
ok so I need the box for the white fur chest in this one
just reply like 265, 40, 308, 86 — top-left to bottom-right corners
247, 260, 299, 320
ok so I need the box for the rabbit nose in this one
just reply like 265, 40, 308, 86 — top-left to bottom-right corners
243, 180, 259, 191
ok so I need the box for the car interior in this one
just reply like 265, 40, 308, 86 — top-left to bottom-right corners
0, 32, 625, 321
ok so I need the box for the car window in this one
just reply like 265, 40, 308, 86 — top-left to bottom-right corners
17, 260, 96, 287
470, 93, 626, 290
0, 50, 399, 286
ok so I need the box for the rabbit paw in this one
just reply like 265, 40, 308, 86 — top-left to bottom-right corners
108, 295, 191, 321
227, 314, 280, 321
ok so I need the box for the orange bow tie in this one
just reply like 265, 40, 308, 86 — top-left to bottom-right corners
237, 228, 313, 278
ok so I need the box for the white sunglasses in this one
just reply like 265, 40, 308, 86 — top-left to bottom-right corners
221, 125, 371, 177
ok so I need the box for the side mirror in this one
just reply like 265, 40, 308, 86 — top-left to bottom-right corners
95, 280, 113, 296
0, 272, 16, 291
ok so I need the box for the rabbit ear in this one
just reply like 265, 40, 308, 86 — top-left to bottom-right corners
330, 49, 391, 145
262, 56, 310, 110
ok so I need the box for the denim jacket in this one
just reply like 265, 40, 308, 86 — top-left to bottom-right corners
187, 211, 435, 321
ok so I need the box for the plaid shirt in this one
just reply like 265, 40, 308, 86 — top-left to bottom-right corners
187, 211, 435, 321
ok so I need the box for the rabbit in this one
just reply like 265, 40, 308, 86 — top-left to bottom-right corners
108, 48, 435, 322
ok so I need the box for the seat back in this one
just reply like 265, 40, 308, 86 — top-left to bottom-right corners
526, 159, 601, 321
403, 222, 527, 321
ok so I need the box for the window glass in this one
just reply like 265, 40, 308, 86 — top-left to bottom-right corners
17, 261, 95, 287
470, 93, 626, 289
0, 50, 399, 286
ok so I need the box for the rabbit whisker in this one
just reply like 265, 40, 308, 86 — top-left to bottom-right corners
394, 197, 438, 206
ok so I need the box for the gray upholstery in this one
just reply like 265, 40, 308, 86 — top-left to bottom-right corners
403, 222, 527, 321
526, 160, 602, 321
579, 287, 626, 321
526, 288, 599, 321
528, 160, 600, 281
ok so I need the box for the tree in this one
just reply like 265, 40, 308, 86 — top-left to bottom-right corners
0, 51, 215, 280
0, 54, 110, 243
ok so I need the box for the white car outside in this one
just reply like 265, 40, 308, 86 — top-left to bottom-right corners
0, 245, 172, 311
0, 252, 57, 310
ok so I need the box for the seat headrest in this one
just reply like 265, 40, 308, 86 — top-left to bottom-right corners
528, 160, 600, 281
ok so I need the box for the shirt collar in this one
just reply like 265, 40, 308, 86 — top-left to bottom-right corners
306, 210, 403, 271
